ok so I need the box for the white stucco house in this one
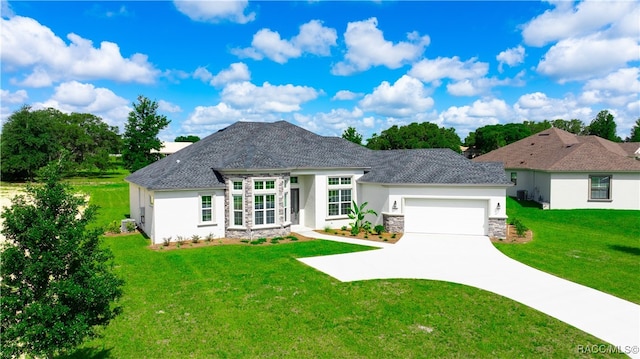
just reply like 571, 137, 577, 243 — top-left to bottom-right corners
474, 127, 640, 210
125, 121, 512, 244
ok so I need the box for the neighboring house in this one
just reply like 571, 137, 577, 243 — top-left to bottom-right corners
126, 121, 512, 244
150, 141, 193, 156
473, 127, 640, 210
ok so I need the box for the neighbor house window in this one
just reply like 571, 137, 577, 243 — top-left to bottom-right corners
328, 177, 352, 216
200, 195, 213, 223
230, 180, 244, 226
510, 172, 517, 185
254, 179, 277, 226
589, 175, 611, 200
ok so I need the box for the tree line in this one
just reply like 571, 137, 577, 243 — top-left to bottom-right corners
1, 96, 204, 181
343, 110, 640, 155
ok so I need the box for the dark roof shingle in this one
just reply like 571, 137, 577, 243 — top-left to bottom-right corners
126, 121, 510, 189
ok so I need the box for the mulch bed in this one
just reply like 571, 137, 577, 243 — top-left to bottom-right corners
148, 232, 317, 251
314, 229, 402, 244
491, 224, 533, 244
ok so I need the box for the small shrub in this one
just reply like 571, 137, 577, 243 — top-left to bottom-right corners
162, 236, 172, 247
205, 233, 215, 242
270, 237, 279, 244
350, 226, 359, 236
341, 226, 347, 231
125, 221, 136, 232
391, 233, 397, 239
363, 234, 368, 239
106, 220, 120, 234
324, 225, 331, 233
373, 224, 385, 235
191, 234, 200, 244
286, 235, 298, 241
251, 237, 267, 245
176, 235, 185, 245
511, 218, 529, 237
240, 239, 250, 243
362, 221, 372, 233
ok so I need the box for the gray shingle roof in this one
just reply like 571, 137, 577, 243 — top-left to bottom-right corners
126, 121, 510, 190
360, 149, 511, 185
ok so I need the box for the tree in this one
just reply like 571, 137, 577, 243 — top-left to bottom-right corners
472, 123, 532, 154
341, 126, 363, 145
586, 110, 621, 142
1, 106, 61, 181
551, 118, 585, 134
1, 107, 122, 181
174, 135, 200, 143
0, 163, 124, 359
523, 120, 551, 134
628, 118, 640, 142
365, 122, 462, 153
122, 95, 170, 172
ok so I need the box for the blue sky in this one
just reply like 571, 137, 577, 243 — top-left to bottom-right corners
1, 0, 639, 142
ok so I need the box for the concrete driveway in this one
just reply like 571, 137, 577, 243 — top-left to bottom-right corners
298, 232, 640, 358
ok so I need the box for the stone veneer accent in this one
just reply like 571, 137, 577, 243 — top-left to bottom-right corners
488, 217, 507, 239
382, 212, 404, 233
222, 173, 292, 239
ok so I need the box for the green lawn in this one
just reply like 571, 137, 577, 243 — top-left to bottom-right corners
495, 197, 640, 304
64, 235, 614, 358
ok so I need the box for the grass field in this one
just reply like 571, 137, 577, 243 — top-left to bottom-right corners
63, 235, 614, 358
495, 197, 640, 304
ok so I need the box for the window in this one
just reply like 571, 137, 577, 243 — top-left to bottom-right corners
328, 176, 352, 216
290, 176, 298, 184
254, 178, 277, 226
230, 180, 244, 226
233, 195, 243, 226
590, 175, 611, 200
254, 194, 275, 225
510, 172, 517, 185
200, 195, 213, 223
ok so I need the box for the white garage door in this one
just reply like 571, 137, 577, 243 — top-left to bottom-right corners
404, 198, 487, 235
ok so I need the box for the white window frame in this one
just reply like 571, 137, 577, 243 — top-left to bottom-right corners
327, 176, 353, 217
253, 178, 278, 227
589, 175, 612, 201
199, 194, 214, 224
230, 180, 244, 227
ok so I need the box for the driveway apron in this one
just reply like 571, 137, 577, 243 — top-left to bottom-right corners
298, 233, 640, 358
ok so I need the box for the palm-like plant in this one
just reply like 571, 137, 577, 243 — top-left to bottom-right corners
348, 201, 377, 234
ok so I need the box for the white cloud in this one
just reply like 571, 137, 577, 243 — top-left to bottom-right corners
193, 66, 213, 82
359, 75, 434, 117
221, 81, 319, 113
583, 67, 640, 95
521, 1, 636, 47
332, 17, 429, 75
293, 107, 366, 136
408, 56, 488, 84
232, 20, 336, 64
514, 92, 593, 122
158, 100, 182, 113
34, 81, 130, 129
210, 62, 251, 87
173, 0, 255, 24
0, 16, 159, 87
496, 45, 525, 72
447, 75, 523, 97
536, 34, 640, 82
436, 98, 511, 138
1, 0, 15, 18
181, 103, 283, 136
1, 89, 28, 104
332, 90, 361, 101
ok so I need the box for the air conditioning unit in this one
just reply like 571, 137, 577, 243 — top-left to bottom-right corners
516, 190, 528, 201
140, 207, 145, 225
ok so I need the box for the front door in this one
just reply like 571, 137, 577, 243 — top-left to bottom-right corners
291, 188, 299, 225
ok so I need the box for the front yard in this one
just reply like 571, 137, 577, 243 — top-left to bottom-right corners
7, 174, 633, 357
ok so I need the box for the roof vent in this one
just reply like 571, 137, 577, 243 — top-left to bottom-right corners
538, 133, 550, 136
